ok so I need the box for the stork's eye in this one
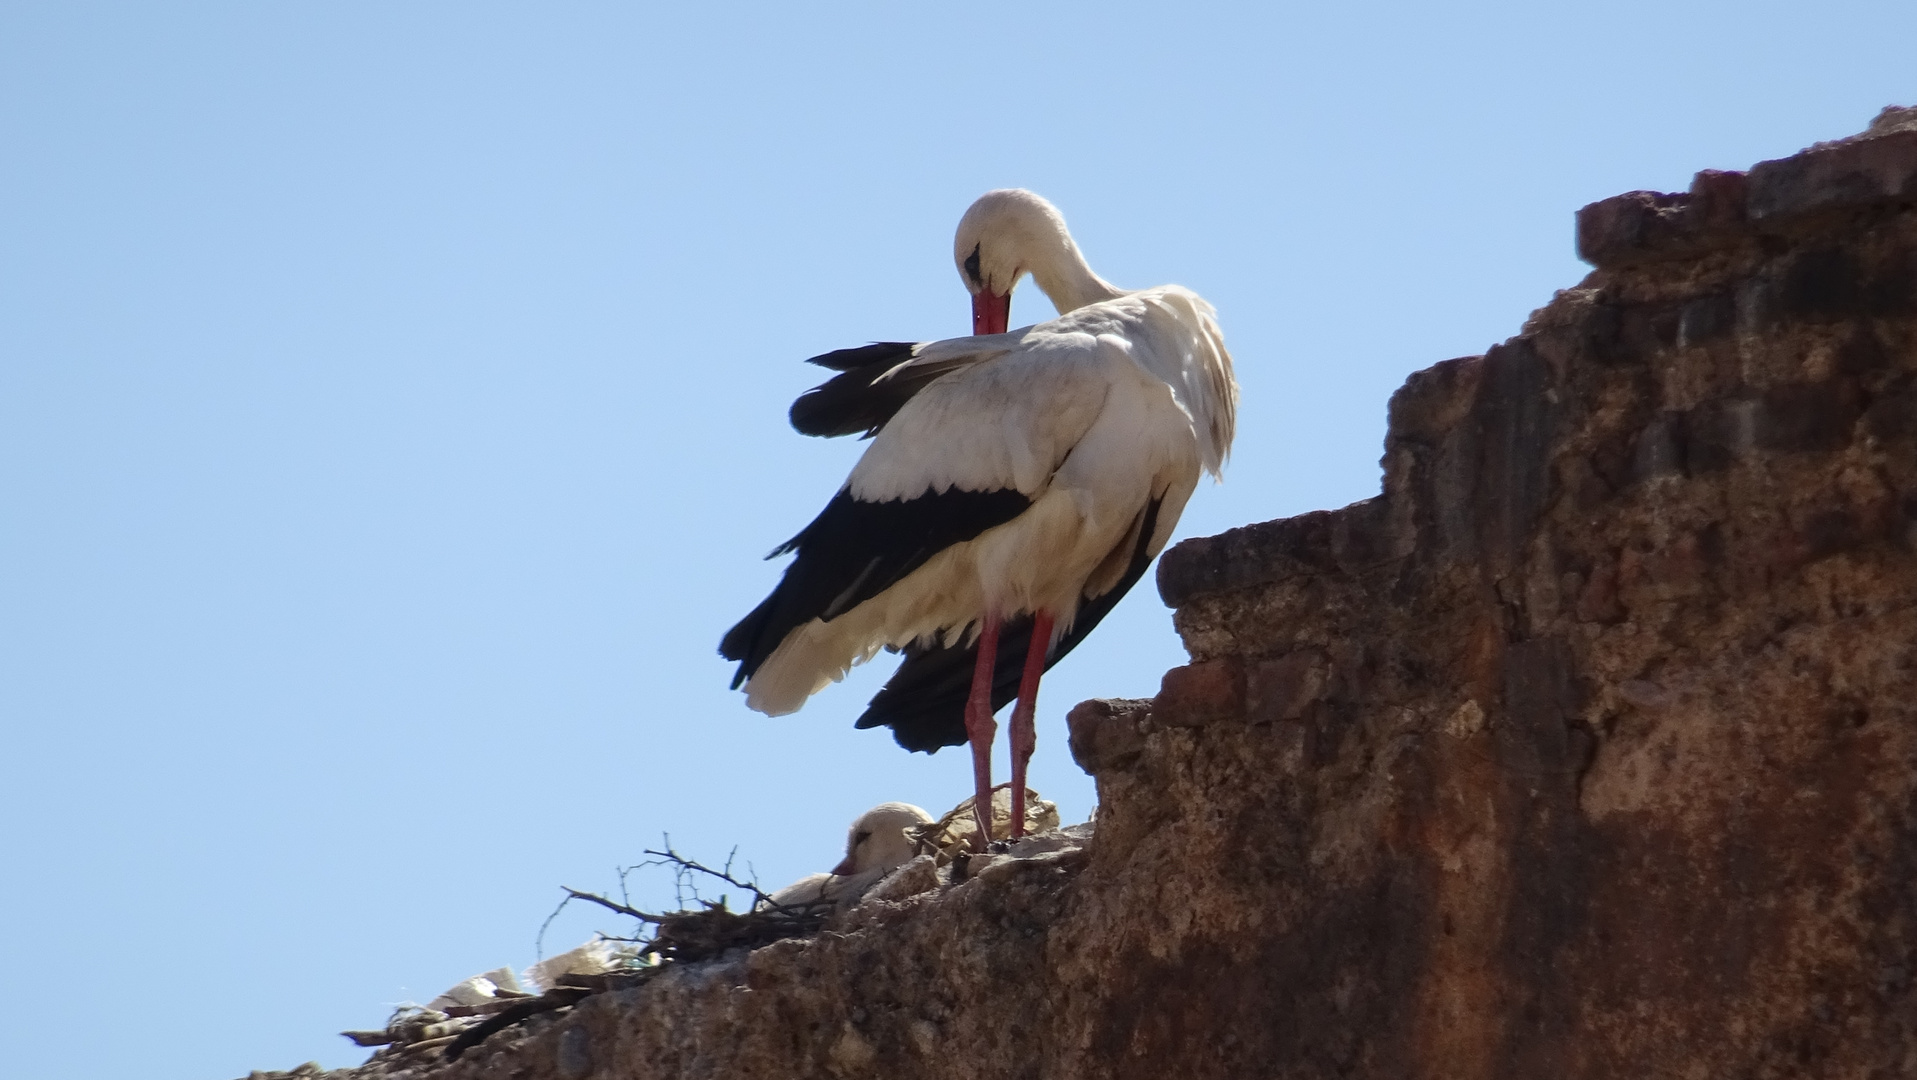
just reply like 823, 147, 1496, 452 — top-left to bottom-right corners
853, 830, 872, 846
963, 245, 982, 287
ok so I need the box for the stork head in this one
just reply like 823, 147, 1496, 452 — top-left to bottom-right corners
828, 801, 932, 877
954, 189, 1120, 334
953, 188, 1079, 336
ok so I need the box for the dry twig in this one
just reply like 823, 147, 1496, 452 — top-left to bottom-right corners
443, 988, 590, 1061
557, 886, 665, 925
443, 838, 838, 1062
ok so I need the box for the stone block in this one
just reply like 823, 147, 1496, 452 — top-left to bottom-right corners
1157, 511, 1342, 607
1247, 651, 1328, 724
1764, 247, 1866, 323
1386, 354, 1485, 445
1576, 190, 1687, 268
1154, 659, 1245, 727
1687, 168, 1752, 229
1331, 495, 1413, 572
1677, 291, 1736, 346
1632, 412, 1686, 481
1756, 381, 1862, 453
1747, 129, 1917, 220
1065, 698, 1152, 777
1681, 397, 1758, 474
1468, 340, 1561, 567
1574, 169, 1749, 269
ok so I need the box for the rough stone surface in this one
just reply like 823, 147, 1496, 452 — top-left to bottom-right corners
296, 111, 1917, 1080
1575, 107, 1917, 271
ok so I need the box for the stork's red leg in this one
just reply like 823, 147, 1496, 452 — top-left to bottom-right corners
964, 614, 1002, 852
1007, 610, 1055, 839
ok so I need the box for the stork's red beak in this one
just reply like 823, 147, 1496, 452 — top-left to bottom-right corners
972, 290, 1010, 336
829, 854, 857, 877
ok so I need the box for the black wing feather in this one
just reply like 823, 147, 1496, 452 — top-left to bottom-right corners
789, 342, 968, 439
854, 496, 1166, 752
804, 341, 917, 372
720, 487, 1033, 689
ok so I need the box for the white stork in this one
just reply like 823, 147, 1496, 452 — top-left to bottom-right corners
722, 189, 1237, 847
760, 801, 934, 912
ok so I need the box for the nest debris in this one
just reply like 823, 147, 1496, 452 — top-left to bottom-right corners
340, 788, 1060, 1067
341, 839, 836, 1065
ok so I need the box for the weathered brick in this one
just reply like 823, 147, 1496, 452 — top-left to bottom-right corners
1684, 397, 1759, 473
1677, 292, 1736, 346
1470, 340, 1562, 568
1736, 246, 1917, 327
1157, 512, 1343, 608
1769, 248, 1866, 322
1331, 496, 1411, 572
1757, 381, 1862, 453
1573, 169, 1751, 269
1065, 698, 1153, 777
1154, 659, 1245, 727
1385, 354, 1485, 445
1747, 129, 1917, 220
1687, 168, 1751, 229
1496, 637, 1587, 776
1247, 651, 1328, 724
1535, 297, 1630, 368
1632, 413, 1686, 481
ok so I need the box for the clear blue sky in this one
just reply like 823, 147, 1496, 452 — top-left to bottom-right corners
2, 3, 1910, 1076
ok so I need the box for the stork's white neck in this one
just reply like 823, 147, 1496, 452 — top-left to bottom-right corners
1027, 239, 1125, 314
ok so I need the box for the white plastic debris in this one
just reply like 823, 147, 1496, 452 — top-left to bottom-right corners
425, 966, 522, 1010
524, 939, 633, 993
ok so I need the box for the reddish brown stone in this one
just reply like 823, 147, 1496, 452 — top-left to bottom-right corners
1574, 168, 1751, 269
1065, 697, 1153, 777
1246, 650, 1327, 723
1152, 658, 1245, 727
1687, 167, 1751, 229
1747, 129, 1917, 221
1574, 558, 1624, 623
1576, 189, 1689, 268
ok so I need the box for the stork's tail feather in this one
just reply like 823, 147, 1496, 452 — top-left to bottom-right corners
719, 596, 777, 689
853, 495, 1164, 752
855, 617, 1038, 752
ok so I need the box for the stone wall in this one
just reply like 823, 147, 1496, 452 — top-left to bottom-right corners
315, 109, 1917, 1080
